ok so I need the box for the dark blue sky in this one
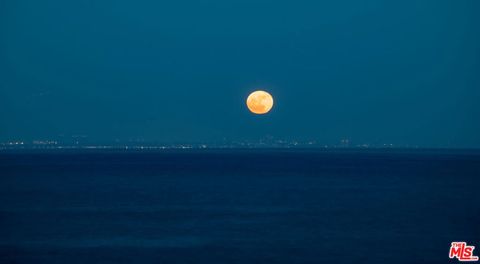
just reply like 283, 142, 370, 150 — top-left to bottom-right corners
1, 0, 479, 147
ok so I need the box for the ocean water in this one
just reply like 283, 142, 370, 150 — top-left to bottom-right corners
0, 149, 479, 263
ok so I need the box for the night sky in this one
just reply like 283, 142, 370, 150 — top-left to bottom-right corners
1, 0, 479, 147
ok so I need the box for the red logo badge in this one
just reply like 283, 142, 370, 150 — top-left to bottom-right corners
450, 242, 479, 261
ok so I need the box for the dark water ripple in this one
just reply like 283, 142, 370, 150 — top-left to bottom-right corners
0, 150, 479, 263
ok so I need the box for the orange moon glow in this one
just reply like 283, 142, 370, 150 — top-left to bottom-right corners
246, 90, 274, 114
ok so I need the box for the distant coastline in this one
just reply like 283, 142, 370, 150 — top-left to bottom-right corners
1, 145, 479, 153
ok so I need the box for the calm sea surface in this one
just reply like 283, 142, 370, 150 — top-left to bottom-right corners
0, 149, 479, 263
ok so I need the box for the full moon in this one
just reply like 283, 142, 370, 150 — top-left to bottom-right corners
246, 90, 274, 114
